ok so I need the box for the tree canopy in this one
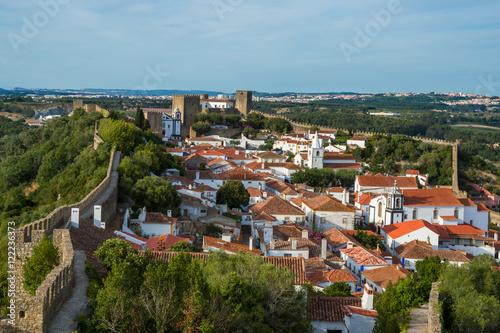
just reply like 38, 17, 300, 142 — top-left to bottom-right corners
216, 180, 250, 209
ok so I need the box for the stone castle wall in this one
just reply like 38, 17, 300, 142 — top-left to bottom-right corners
2, 148, 120, 332
428, 282, 441, 333
252, 110, 458, 146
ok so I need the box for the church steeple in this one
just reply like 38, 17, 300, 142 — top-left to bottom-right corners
308, 131, 324, 169
385, 180, 404, 226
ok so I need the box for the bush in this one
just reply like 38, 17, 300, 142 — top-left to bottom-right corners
22, 234, 60, 295
191, 122, 211, 135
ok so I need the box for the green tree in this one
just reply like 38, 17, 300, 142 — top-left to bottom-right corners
415, 255, 442, 298
353, 230, 386, 251
133, 176, 181, 216
323, 282, 352, 297
216, 180, 250, 209
167, 241, 203, 252
191, 121, 211, 135
134, 106, 146, 130
244, 112, 266, 129
242, 127, 257, 137
99, 119, 143, 154
22, 235, 60, 295
203, 223, 223, 238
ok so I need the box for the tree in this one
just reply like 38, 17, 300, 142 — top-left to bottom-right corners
216, 180, 250, 209
353, 230, 386, 251
415, 255, 442, 297
191, 121, 211, 135
203, 223, 223, 238
22, 234, 60, 295
242, 127, 257, 137
134, 106, 149, 130
244, 112, 265, 129
133, 176, 182, 216
167, 241, 203, 252
323, 282, 352, 297
99, 119, 143, 154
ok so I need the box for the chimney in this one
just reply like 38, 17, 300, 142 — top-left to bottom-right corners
384, 256, 392, 265
262, 162, 265, 169
196, 171, 200, 180
263, 191, 267, 198
495, 232, 498, 241
244, 171, 247, 180
302, 230, 308, 239
292, 239, 297, 250
71, 208, 79, 228
189, 184, 192, 190
321, 238, 327, 260
249, 236, 253, 251
236, 150, 239, 155
259, 183, 262, 191
376, 243, 380, 252
347, 241, 353, 249
222, 233, 232, 242
167, 210, 172, 218
270, 238, 276, 250
93, 205, 102, 228
361, 284, 374, 310
342, 188, 347, 205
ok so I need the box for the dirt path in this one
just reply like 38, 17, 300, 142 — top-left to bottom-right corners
451, 124, 500, 130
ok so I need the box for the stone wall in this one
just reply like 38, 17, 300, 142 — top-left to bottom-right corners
2, 148, 120, 332
428, 282, 441, 333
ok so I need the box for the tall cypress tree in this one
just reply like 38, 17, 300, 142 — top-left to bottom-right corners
134, 106, 145, 129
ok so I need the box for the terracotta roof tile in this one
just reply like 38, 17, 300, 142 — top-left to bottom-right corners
323, 228, 362, 249
273, 222, 310, 241
382, 220, 439, 239
302, 195, 355, 212
325, 269, 357, 283
361, 265, 408, 289
145, 234, 189, 251
268, 238, 342, 262
256, 151, 286, 159
264, 256, 306, 284
304, 258, 328, 273
266, 179, 299, 195
344, 306, 378, 318
340, 246, 388, 266
323, 152, 356, 160
395, 240, 470, 262
249, 196, 305, 217
308, 296, 361, 321
402, 188, 463, 207
203, 236, 261, 255
218, 167, 264, 181
356, 175, 418, 188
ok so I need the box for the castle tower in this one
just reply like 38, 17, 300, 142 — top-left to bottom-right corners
385, 181, 404, 225
307, 131, 324, 169
235, 90, 252, 116
172, 94, 201, 138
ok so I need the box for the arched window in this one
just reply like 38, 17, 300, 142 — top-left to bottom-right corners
396, 198, 401, 208
412, 208, 417, 220
433, 207, 438, 219
454, 207, 459, 218
378, 201, 383, 218
316, 151, 320, 156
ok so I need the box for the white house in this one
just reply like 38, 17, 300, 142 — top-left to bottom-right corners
382, 219, 440, 250
405, 169, 429, 186
355, 175, 418, 196
293, 195, 356, 232
361, 265, 408, 293
249, 196, 305, 227
160, 107, 182, 140
395, 240, 471, 270
200, 99, 233, 109
340, 244, 389, 284
346, 136, 367, 148
140, 211, 180, 237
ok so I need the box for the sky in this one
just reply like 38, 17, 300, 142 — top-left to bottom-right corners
0, 0, 499, 94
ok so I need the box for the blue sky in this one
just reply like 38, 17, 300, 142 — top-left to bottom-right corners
0, 0, 499, 94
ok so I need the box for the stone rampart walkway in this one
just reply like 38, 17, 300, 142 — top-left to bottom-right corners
407, 303, 428, 333
47, 250, 89, 333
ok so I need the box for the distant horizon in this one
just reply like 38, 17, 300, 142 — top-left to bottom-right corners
1, 86, 497, 97
1, 1, 499, 96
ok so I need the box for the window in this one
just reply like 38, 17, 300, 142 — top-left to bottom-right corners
412, 208, 417, 220
316, 151, 320, 156
470, 220, 474, 226
454, 207, 459, 218
433, 207, 438, 219
320, 217, 326, 224
284, 253, 292, 257
342, 217, 348, 224
378, 202, 383, 217
404, 214, 408, 220
284, 216, 290, 222
396, 198, 401, 208
295, 217, 301, 222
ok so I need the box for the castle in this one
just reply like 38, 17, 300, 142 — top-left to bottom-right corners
144, 90, 252, 139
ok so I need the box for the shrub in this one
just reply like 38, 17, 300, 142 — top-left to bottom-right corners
22, 234, 60, 295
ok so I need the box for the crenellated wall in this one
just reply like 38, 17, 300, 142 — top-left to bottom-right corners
428, 282, 441, 333
2, 148, 120, 332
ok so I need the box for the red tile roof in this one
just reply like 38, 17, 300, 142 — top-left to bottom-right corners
395, 240, 470, 262
405, 170, 420, 175
266, 179, 299, 195
325, 269, 357, 283
340, 246, 388, 266
308, 296, 361, 322
143, 212, 178, 224
302, 195, 355, 212
256, 151, 286, 159
145, 234, 189, 251
361, 265, 408, 289
203, 236, 261, 255
323, 228, 362, 249
246, 187, 275, 198
263, 256, 306, 284
402, 189, 463, 207
141, 250, 209, 263
356, 175, 418, 188
382, 220, 439, 239
249, 196, 305, 217
323, 163, 363, 170
344, 306, 378, 318
273, 222, 310, 241
357, 192, 375, 205
218, 167, 264, 181
269, 238, 342, 262
323, 152, 357, 160
304, 258, 328, 273
349, 136, 366, 141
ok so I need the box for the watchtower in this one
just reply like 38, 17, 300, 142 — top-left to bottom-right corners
235, 90, 252, 116
172, 94, 201, 138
